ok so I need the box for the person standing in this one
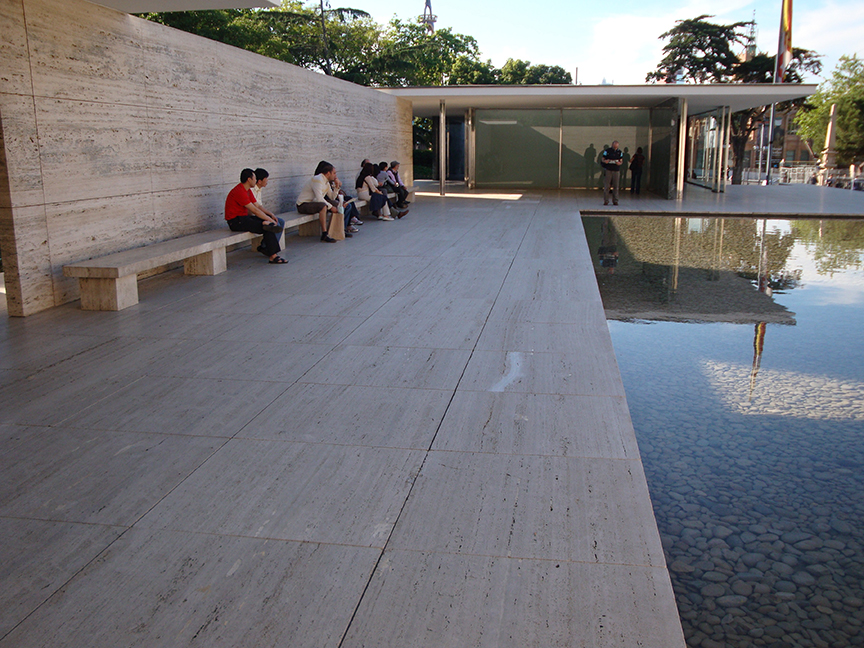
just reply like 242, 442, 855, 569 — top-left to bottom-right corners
601, 140, 623, 205
629, 147, 646, 195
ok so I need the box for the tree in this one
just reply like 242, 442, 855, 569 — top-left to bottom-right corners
646, 15, 750, 83
139, 2, 374, 77
727, 48, 822, 184
140, 5, 573, 89
447, 56, 498, 85
795, 55, 864, 167
647, 15, 821, 184
499, 59, 571, 85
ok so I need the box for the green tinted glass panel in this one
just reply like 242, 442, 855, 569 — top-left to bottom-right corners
561, 109, 650, 188
475, 110, 560, 188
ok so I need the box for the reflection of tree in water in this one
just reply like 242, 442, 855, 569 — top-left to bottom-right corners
719, 220, 801, 292
792, 220, 864, 276
608, 218, 794, 273
588, 217, 800, 322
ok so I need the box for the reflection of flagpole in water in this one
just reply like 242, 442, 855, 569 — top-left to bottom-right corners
749, 322, 767, 401
756, 219, 768, 292
671, 217, 682, 299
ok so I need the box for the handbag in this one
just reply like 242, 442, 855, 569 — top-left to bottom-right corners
328, 198, 345, 241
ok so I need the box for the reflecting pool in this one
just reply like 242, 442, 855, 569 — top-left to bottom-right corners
584, 216, 864, 648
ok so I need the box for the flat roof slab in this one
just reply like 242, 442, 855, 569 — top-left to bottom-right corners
382, 84, 819, 116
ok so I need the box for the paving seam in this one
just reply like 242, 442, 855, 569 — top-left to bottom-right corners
334, 194, 545, 648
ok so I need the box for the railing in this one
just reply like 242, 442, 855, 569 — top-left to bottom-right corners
778, 164, 820, 185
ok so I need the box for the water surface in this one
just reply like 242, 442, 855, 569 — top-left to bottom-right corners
585, 216, 864, 648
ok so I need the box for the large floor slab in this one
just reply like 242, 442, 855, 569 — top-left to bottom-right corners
0, 190, 685, 647
1, 528, 380, 648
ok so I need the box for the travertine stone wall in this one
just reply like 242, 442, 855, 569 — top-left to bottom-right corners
0, 0, 413, 316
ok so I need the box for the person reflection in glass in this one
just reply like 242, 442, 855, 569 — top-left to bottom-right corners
597, 217, 619, 274
583, 143, 597, 187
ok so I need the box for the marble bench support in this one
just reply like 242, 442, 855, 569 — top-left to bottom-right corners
63, 229, 261, 311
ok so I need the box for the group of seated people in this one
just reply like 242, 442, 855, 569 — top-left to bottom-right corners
356, 159, 411, 221
224, 160, 412, 264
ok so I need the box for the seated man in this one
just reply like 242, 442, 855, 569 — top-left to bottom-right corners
251, 168, 285, 239
296, 162, 341, 243
386, 160, 410, 210
225, 168, 286, 264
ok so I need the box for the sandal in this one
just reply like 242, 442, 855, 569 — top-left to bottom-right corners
269, 256, 288, 264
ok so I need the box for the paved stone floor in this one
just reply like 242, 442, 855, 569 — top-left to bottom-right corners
0, 189, 690, 647
2, 183, 860, 647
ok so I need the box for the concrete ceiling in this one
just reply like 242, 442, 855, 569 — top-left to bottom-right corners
92, 0, 277, 12
379, 84, 819, 117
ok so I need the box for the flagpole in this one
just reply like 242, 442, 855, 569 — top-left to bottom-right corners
766, 0, 793, 185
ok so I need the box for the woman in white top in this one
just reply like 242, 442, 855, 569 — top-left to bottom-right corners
356, 162, 393, 220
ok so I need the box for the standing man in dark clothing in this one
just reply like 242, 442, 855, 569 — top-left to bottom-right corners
630, 146, 646, 194
602, 140, 623, 205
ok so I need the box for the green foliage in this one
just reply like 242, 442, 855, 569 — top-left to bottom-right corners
793, 219, 864, 275
647, 15, 821, 183
499, 59, 571, 85
795, 56, 864, 167
448, 56, 498, 85
139, 4, 571, 89
646, 15, 751, 83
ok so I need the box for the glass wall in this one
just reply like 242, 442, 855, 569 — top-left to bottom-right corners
561, 110, 650, 190
648, 101, 676, 198
474, 110, 560, 187
474, 108, 653, 190
687, 108, 729, 192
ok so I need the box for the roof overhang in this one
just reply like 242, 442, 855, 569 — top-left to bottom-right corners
378, 84, 819, 118
93, 0, 277, 12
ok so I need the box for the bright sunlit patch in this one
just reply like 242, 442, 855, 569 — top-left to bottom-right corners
702, 359, 864, 421
415, 192, 524, 201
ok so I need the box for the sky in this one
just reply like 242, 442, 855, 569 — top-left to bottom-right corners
336, 0, 864, 85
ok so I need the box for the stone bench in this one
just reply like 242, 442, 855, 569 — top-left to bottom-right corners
63, 229, 260, 311
63, 206, 364, 311
293, 198, 365, 236
383, 185, 417, 202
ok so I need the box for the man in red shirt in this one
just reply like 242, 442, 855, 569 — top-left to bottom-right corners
225, 168, 286, 264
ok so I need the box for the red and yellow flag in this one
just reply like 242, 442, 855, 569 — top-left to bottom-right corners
775, 0, 793, 81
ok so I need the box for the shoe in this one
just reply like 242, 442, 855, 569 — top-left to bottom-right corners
345, 231, 353, 238
320, 232, 336, 242
604, 201, 609, 206
613, 201, 619, 205
350, 217, 363, 225
347, 226, 359, 233
378, 215, 395, 221
262, 222, 283, 233
397, 209, 409, 218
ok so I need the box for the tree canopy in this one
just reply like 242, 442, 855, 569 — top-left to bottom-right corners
647, 15, 821, 184
646, 15, 751, 84
139, 3, 571, 88
794, 55, 864, 167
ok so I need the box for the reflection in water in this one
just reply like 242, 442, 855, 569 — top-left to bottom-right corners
585, 216, 864, 648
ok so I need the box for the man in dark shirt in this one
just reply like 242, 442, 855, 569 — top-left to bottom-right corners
601, 140, 623, 205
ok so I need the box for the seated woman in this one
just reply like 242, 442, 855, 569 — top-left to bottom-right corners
377, 162, 408, 217
356, 162, 393, 221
